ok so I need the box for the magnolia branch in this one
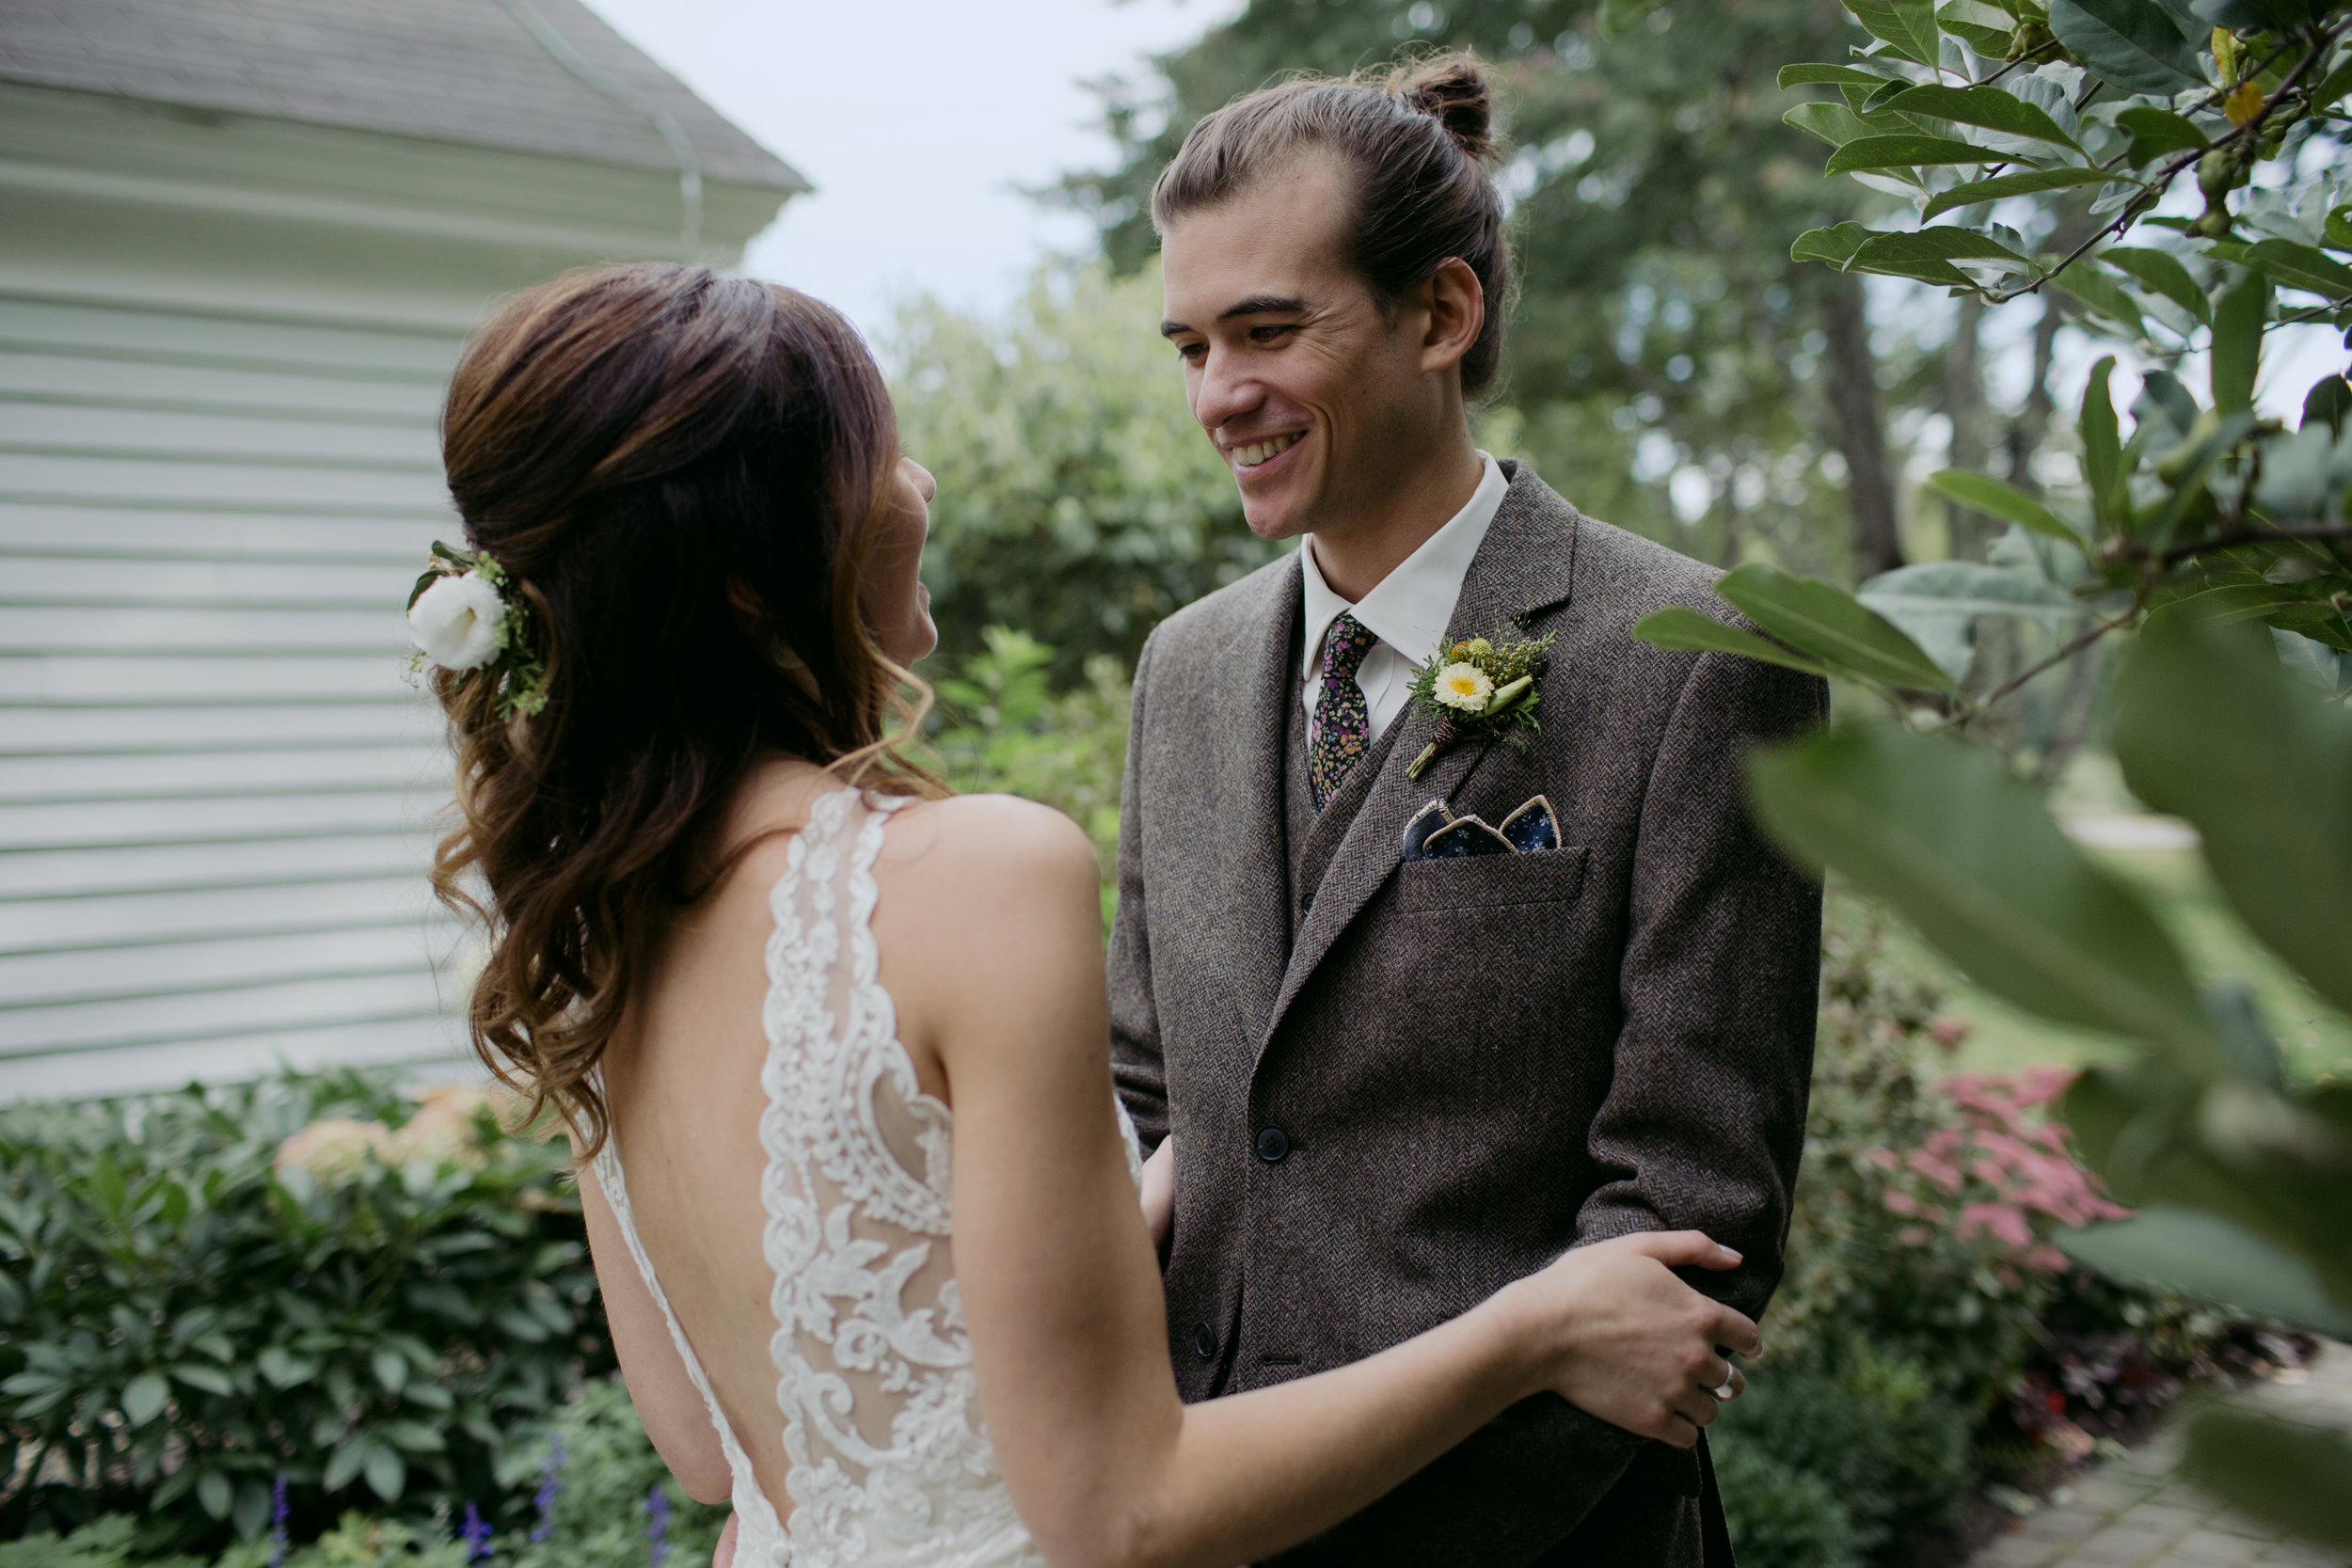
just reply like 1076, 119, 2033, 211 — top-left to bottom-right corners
1980, 19, 2348, 307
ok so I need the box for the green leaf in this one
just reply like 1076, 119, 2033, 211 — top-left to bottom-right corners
170, 1363, 235, 1397
1779, 63, 1906, 87
1630, 608, 1839, 681
121, 1371, 168, 1426
2113, 105, 2209, 166
2058, 1206, 2352, 1336
2101, 245, 2211, 325
197, 1470, 233, 1521
2312, 57, 2352, 117
2182, 1407, 2352, 1548
381, 1420, 449, 1453
2244, 238, 2352, 301
255, 1346, 316, 1388
2305, 373, 2352, 434
2211, 271, 2269, 414
1938, 0, 2022, 55
1716, 564, 1962, 692
363, 1442, 406, 1502
323, 1438, 369, 1493
2049, 262, 2148, 338
89, 1151, 125, 1215
2046, 0, 2203, 94
372, 1349, 406, 1393
1885, 84, 2086, 152
1745, 723, 2217, 1065
1785, 102, 1879, 147
1922, 166, 2128, 220
1858, 562, 2086, 681
1826, 135, 1998, 173
2113, 610, 2352, 1018
232, 1481, 273, 1544
1846, 0, 1945, 62
1597, 0, 1671, 34
1791, 223, 1872, 269
1846, 226, 2030, 287
2081, 356, 2124, 523
1925, 468, 2084, 542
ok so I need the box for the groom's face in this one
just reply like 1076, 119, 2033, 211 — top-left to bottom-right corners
1159, 153, 1439, 543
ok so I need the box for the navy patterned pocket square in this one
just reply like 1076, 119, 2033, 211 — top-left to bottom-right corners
1401, 796, 1562, 861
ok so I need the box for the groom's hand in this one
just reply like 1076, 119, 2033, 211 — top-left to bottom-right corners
1139, 1137, 1175, 1259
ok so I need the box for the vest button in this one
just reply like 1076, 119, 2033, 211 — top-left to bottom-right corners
1194, 1322, 1219, 1360
1255, 1125, 1292, 1164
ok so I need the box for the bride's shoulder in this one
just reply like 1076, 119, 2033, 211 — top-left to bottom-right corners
877, 792, 1099, 901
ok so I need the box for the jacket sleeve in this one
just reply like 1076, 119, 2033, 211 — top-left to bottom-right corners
1108, 629, 1168, 1153
1273, 647, 1824, 1568
1578, 647, 1825, 1321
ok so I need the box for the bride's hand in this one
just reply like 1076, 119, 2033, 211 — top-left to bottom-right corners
1498, 1230, 1760, 1449
1139, 1137, 1175, 1256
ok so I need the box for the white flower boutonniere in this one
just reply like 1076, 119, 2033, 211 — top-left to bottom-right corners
1404, 627, 1555, 779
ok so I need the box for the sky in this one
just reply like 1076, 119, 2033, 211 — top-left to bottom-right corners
581, 0, 1242, 349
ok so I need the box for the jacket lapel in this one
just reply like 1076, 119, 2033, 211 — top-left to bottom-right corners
1257, 463, 1584, 1057
1206, 557, 1302, 1051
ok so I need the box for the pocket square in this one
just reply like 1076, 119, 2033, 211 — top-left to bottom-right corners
1401, 796, 1562, 861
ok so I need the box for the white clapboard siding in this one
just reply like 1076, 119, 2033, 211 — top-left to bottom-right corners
0, 292, 477, 1097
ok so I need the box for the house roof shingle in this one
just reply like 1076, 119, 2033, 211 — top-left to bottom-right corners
0, 0, 807, 193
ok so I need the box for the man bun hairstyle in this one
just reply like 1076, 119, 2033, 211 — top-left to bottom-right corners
1151, 51, 1514, 399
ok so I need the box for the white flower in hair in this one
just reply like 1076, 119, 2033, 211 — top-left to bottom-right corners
408, 571, 506, 671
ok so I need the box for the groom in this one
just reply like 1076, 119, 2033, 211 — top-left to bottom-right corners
1110, 61, 1823, 1567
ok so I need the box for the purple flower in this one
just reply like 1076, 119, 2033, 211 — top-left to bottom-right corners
268, 1475, 290, 1568
460, 1501, 494, 1564
529, 1438, 566, 1544
645, 1486, 671, 1568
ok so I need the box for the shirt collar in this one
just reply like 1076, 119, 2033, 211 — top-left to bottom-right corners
1298, 452, 1507, 679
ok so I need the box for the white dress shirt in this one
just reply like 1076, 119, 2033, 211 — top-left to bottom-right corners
1299, 453, 1508, 740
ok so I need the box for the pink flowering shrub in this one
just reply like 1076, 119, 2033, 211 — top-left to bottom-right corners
1868, 1067, 2131, 1278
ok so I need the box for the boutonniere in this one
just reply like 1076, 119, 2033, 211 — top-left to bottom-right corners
1404, 627, 1555, 779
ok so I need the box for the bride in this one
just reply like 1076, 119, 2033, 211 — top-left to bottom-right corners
414, 262, 1758, 1568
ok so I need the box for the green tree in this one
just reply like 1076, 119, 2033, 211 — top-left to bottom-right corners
1628, 0, 2352, 1544
890, 261, 1281, 685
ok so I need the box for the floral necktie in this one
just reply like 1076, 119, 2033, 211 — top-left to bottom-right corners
1309, 610, 1379, 812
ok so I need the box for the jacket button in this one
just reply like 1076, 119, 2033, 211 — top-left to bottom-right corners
1255, 1125, 1291, 1164
1194, 1322, 1218, 1360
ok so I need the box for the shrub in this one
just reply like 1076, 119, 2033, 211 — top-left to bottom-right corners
0, 1074, 609, 1555
1, 1379, 722, 1568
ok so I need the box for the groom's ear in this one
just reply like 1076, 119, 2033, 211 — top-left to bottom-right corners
1415, 257, 1485, 377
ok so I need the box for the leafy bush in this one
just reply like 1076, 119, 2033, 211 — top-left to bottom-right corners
0, 1074, 609, 1554
928, 626, 1132, 920
1716, 899, 2299, 1567
2, 1378, 720, 1568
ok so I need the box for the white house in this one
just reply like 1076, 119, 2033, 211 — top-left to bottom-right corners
0, 0, 805, 1098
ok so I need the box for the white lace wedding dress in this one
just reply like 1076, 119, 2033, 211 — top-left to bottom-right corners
588, 788, 1139, 1568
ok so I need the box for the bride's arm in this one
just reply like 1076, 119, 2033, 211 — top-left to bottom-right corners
882, 797, 1758, 1568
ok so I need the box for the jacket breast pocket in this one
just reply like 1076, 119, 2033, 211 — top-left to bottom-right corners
1395, 845, 1589, 914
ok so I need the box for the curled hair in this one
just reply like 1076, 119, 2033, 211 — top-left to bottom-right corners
429, 262, 941, 1156
1150, 52, 1515, 398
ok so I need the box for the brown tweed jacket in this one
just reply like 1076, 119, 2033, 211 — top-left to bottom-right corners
1109, 461, 1825, 1566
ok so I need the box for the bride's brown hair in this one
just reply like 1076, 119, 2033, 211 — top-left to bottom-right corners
428, 262, 940, 1155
